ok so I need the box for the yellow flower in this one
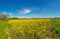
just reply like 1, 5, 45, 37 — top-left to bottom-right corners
8, 37, 11, 39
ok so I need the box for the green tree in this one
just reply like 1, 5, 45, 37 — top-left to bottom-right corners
0, 14, 8, 21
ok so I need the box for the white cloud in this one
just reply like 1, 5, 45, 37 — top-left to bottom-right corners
2, 12, 8, 15
1, 12, 13, 16
9, 13, 12, 16
18, 9, 31, 14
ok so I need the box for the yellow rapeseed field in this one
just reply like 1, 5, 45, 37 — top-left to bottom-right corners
4, 19, 51, 39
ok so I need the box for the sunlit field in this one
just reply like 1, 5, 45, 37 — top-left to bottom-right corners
5, 19, 51, 39
0, 18, 60, 39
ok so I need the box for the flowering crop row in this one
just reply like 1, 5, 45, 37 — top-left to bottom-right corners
4, 19, 51, 39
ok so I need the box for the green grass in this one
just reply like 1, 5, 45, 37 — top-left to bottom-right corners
51, 19, 60, 39
0, 21, 8, 39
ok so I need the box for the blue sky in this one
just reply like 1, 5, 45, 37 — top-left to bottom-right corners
0, 0, 60, 18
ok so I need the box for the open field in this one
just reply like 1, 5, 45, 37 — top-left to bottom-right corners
0, 18, 60, 39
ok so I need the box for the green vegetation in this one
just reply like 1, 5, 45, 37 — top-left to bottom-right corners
0, 21, 8, 39
51, 18, 60, 39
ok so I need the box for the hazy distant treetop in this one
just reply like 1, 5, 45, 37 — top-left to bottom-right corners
0, 14, 9, 21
